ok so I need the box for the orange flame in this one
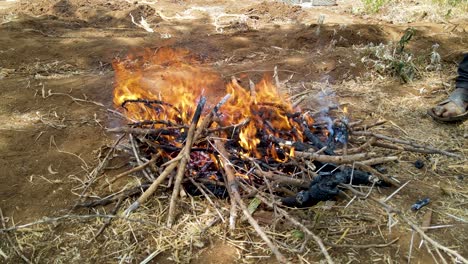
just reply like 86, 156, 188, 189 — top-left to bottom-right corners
113, 47, 308, 159
113, 47, 223, 123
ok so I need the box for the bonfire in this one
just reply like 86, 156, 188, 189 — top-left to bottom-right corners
76, 47, 461, 263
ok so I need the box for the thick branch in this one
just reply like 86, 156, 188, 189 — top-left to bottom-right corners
254, 169, 309, 188
294, 151, 377, 164
360, 156, 398, 165
167, 97, 207, 227
106, 127, 181, 135
215, 140, 287, 263
352, 131, 460, 158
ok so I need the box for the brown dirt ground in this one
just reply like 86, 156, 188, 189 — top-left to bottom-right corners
0, 0, 467, 263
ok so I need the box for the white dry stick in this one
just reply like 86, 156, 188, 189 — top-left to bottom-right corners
408, 230, 415, 264
316, 14, 325, 36
140, 249, 165, 264
383, 180, 411, 202
129, 13, 154, 33
45, 90, 104, 107
273, 66, 281, 89
129, 133, 154, 182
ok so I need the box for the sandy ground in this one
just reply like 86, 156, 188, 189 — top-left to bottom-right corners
0, 0, 467, 263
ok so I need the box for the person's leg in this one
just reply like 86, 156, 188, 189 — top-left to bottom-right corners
455, 54, 468, 90
430, 54, 468, 121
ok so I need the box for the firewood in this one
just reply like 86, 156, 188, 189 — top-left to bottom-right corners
352, 131, 461, 158
167, 97, 207, 227
215, 140, 288, 264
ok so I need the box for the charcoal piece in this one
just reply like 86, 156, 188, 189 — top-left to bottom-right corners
295, 190, 310, 204
286, 112, 301, 118
307, 179, 340, 201
183, 182, 228, 199
325, 121, 349, 152
224, 139, 239, 150
334, 167, 372, 185
303, 128, 335, 155
281, 167, 377, 208
316, 167, 371, 186
281, 196, 302, 207
282, 178, 341, 207
205, 184, 229, 198
414, 160, 424, 169
292, 141, 313, 151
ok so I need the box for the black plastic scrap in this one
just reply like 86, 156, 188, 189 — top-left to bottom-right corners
411, 198, 430, 211
281, 167, 385, 208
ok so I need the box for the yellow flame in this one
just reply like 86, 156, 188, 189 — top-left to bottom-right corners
113, 47, 309, 161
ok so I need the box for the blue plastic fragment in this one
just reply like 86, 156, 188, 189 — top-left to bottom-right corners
411, 198, 430, 211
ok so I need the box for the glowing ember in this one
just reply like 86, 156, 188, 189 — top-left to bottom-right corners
113, 47, 311, 158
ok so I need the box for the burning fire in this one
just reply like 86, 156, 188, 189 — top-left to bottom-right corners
113, 47, 223, 123
113, 47, 309, 160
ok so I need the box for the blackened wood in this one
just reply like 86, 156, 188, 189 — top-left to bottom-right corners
303, 127, 335, 155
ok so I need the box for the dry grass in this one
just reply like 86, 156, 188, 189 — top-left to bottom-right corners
2, 65, 466, 263
1, 0, 467, 263
357, 0, 468, 23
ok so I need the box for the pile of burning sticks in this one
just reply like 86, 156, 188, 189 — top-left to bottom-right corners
80, 47, 460, 263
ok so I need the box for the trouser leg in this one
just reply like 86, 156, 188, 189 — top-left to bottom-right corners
455, 54, 468, 90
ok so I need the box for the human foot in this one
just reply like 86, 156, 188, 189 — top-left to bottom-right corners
428, 88, 468, 122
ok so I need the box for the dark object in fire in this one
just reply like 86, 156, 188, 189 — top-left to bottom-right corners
414, 160, 425, 169
330, 120, 349, 145
183, 179, 229, 199
281, 167, 382, 208
411, 198, 430, 211
303, 128, 335, 155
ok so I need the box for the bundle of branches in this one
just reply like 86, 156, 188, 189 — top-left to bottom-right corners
69, 47, 464, 263
72, 80, 462, 262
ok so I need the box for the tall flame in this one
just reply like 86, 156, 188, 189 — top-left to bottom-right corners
113, 47, 223, 123
113, 47, 306, 158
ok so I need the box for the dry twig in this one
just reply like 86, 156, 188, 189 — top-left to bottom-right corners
324, 237, 399, 249
352, 131, 460, 158
294, 151, 377, 164
0, 214, 158, 232
341, 184, 468, 264
239, 183, 334, 264
0, 208, 33, 264
91, 197, 124, 240
103, 154, 160, 187
167, 97, 206, 227
215, 140, 288, 263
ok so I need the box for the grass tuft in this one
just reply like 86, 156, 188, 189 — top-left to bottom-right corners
362, 0, 388, 13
